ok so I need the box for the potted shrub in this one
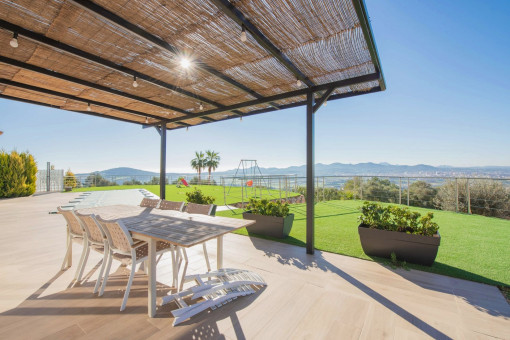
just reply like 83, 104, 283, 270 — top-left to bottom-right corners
358, 202, 440, 266
242, 198, 294, 238
185, 188, 217, 215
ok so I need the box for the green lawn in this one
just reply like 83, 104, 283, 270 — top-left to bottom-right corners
217, 200, 510, 287
72, 184, 299, 206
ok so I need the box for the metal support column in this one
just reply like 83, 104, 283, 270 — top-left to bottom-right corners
159, 126, 166, 200
306, 92, 315, 254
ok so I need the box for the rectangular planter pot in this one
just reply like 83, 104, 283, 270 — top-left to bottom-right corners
358, 224, 440, 266
242, 212, 294, 239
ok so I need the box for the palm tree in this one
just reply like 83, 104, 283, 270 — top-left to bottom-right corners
190, 151, 206, 183
205, 150, 220, 183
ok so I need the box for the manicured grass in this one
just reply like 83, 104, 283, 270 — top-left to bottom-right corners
217, 200, 510, 287
72, 184, 299, 206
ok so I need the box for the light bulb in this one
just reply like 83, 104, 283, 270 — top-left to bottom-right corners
296, 79, 302, 87
324, 100, 327, 107
133, 76, 138, 88
240, 116, 243, 122
145, 117, 148, 124
87, 103, 91, 112
10, 32, 18, 48
199, 102, 204, 111
186, 126, 189, 131
240, 26, 247, 42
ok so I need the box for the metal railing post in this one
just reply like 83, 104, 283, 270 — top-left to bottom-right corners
455, 178, 459, 213
399, 177, 402, 205
407, 177, 410, 206
360, 178, 363, 200
467, 179, 471, 214
322, 177, 325, 202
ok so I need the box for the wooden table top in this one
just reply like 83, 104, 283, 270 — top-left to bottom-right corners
76, 205, 255, 247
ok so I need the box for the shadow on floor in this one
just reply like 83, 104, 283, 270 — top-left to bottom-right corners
0, 261, 263, 340
248, 236, 509, 339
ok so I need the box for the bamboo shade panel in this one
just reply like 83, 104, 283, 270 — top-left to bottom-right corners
0, 0, 384, 128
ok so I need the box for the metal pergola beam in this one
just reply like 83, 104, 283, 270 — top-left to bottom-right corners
156, 72, 379, 126
0, 78, 168, 123
313, 87, 335, 113
0, 56, 191, 116
68, 0, 278, 108
0, 19, 228, 109
352, 0, 386, 91
210, 0, 314, 87
0, 93, 144, 126
306, 92, 315, 254
169, 86, 382, 130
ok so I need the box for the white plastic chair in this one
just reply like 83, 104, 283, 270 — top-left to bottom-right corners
95, 215, 173, 311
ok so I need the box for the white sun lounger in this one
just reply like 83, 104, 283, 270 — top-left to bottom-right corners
161, 268, 266, 326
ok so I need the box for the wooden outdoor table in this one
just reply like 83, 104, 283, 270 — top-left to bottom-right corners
75, 205, 255, 317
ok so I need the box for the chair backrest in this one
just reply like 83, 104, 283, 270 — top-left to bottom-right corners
74, 212, 106, 245
140, 198, 160, 208
95, 216, 134, 254
185, 203, 214, 216
158, 200, 185, 212
57, 207, 84, 236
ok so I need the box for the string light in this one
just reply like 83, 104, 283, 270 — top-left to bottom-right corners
133, 75, 138, 88
186, 126, 189, 131
296, 79, 302, 87
199, 102, 204, 111
10, 32, 18, 48
87, 103, 91, 111
240, 26, 247, 42
240, 116, 243, 122
324, 100, 327, 107
145, 117, 148, 124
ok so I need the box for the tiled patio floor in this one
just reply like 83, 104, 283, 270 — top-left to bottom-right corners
0, 193, 509, 339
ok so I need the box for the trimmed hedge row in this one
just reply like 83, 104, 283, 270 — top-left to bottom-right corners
0, 150, 37, 198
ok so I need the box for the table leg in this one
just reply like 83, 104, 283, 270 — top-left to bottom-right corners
148, 239, 157, 317
217, 235, 223, 269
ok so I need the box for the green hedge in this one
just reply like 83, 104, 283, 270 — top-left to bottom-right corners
0, 150, 37, 198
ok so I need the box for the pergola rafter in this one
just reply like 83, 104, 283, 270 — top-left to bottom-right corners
0, 78, 170, 123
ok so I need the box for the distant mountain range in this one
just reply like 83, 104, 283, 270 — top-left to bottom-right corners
76, 163, 510, 179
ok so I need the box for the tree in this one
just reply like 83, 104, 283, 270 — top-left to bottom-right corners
205, 150, 220, 183
434, 179, 510, 218
86, 172, 117, 187
64, 169, 77, 188
123, 179, 142, 185
361, 177, 400, 203
145, 176, 168, 185
404, 180, 437, 208
190, 151, 206, 183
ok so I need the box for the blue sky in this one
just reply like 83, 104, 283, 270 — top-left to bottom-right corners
1, 0, 509, 173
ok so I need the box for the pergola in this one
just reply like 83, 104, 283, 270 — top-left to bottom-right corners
0, 0, 385, 254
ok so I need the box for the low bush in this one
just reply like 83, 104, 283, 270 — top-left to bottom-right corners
358, 201, 439, 236
0, 150, 37, 198
246, 198, 290, 217
185, 188, 215, 204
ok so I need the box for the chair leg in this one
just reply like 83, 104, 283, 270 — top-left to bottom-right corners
74, 239, 89, 281
120, 260, 137, 311
99, 250, 113, 297
202, 243, 211, 272
94, 245, 109, 294
61, 234, 72, 270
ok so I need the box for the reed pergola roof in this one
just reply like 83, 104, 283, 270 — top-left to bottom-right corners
0, 0, 385, 130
